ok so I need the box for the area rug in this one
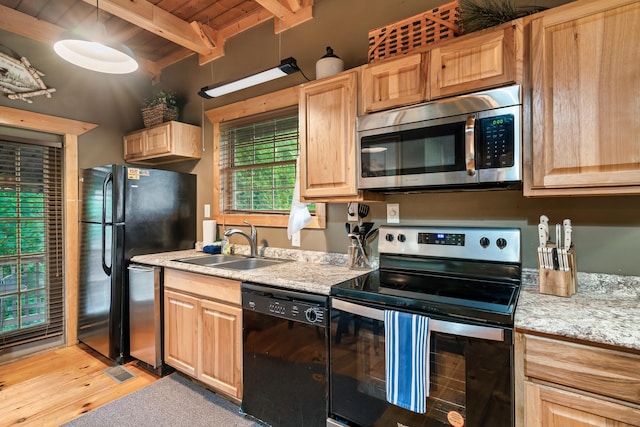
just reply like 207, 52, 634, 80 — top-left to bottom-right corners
62, 372, 263, 427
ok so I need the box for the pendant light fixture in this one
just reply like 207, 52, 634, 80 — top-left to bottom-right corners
53, 0, 138, 74
198, 57, 300, 98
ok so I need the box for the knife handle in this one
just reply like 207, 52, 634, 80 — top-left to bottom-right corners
564, 224, 572, 250
537, 247, 544, 268
538, 223, 548, 248
552, 248, 559, 270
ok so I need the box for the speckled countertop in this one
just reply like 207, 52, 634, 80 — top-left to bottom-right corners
132, 247, 640, 353
131, 245, 374, 296
516, 269, 640, 353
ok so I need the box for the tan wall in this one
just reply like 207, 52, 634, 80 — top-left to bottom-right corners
3, 0, 640, 275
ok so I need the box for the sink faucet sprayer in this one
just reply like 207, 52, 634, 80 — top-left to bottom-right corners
224, 220, 258, 258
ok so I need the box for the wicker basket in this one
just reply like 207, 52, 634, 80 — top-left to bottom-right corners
368, 1, 461, 63
141, 104, 179, 127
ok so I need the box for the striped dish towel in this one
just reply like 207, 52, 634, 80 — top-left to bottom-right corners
384, 310, 430, 414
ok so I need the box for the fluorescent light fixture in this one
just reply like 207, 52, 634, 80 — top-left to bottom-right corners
198, 57, 300, 98
53, 2, 138, 74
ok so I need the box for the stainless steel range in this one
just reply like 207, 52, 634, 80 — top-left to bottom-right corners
328, 225, 521, 427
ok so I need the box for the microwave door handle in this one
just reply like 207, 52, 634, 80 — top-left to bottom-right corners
465, 115, 476, 176
332, 298, 504, 342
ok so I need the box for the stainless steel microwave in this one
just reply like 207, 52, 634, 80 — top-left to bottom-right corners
357, 85, 522, 191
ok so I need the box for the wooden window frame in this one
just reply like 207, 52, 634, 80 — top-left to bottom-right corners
205, 86, 326, 228
0, 136, 64, 348
0, 106, 97, 352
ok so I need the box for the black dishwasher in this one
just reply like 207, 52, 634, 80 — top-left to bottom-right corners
241, 282, 328, 427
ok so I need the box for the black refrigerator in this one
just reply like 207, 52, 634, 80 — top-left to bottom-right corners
78, 165, 196, 363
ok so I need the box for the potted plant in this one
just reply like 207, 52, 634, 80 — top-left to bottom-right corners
141, 90, 179, 127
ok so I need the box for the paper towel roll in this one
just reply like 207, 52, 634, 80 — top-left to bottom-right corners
203, 220, 216, 245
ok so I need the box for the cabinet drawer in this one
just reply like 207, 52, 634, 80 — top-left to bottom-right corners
164, 268, 241, 305
524, 335, 640, 405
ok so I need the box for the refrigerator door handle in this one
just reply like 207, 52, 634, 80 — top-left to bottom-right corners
102, 172, 113, 276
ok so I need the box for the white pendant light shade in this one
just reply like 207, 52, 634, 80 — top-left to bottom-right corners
54, 23, 138, 74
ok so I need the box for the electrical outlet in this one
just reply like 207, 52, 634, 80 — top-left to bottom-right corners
387, 203, 400, 224
347, 203, 359, 222
204, 204, 211, 218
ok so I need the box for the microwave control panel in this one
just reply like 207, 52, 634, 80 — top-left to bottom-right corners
477, 114, 514, 169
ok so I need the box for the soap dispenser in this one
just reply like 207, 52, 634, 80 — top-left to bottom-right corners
315, 46, 344, 79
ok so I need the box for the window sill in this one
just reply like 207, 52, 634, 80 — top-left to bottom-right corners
214, 205, 326, 229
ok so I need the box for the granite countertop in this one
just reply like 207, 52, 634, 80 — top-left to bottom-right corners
131, 246, 373, 296
516, 269, 640, 353
133, 246, 640, 353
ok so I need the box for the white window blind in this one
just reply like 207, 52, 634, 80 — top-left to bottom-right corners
0, 136, 64, 350
219, 107, 307, 214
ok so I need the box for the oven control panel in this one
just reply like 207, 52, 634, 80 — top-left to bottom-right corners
418, 232, 465, 246
379, 226, 520, 263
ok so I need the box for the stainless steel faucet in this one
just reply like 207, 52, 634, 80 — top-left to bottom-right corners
224, 220, 258, 258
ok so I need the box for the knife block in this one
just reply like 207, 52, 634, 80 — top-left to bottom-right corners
538, 247, 577, 297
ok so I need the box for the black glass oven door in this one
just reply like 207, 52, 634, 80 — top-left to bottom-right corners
360, 122, 465, 178
329, 299, 513, 427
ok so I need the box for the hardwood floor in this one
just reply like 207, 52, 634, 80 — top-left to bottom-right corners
0, 344, 159, 427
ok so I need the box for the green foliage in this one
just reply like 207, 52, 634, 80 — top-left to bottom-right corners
227, 116, 303, 213
459, 0, 547, 33
0, 191, 45, 257
143, 90, 179, 108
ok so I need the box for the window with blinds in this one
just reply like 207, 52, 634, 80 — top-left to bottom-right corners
219, 107, 311, 214
0, 136, 64, 350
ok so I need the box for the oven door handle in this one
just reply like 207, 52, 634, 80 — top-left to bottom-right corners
332, 298, 504, 342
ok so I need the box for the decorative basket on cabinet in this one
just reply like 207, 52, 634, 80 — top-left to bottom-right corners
367, 0, 461, 63
141, 91, 179, 127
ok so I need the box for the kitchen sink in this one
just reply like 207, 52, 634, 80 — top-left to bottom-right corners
214, 258, 286, 270
172, 254, 288, 270
172, 254, 246, 266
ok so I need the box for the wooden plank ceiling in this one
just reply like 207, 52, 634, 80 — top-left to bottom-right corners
0, 0, 313, 82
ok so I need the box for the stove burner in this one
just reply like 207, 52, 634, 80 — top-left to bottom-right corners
380, 271, 516, 306
331, 225, 522, 327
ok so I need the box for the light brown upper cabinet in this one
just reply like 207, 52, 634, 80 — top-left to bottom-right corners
360, 21, 523, 114
124, 121, 202, 164
525, 0, 640, 196
430, 20, 522, 99
361, 53, 427, 113
299, 70, 383, 202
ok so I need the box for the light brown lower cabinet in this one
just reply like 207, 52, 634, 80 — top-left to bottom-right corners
518, 333, 640, 427
163, 269, 242, 401
164, 289, 198, 376
525, 381, 640, 427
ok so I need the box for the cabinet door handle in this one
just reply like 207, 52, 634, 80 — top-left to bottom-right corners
128, 265, 156, 273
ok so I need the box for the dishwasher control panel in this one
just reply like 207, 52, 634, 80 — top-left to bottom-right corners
242, 290, 327, 327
